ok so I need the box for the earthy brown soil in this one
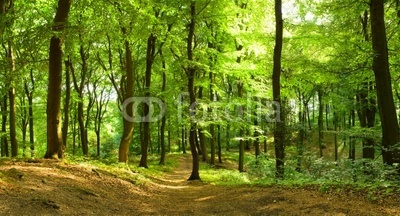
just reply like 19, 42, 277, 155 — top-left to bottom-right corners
1, 155, 400, 216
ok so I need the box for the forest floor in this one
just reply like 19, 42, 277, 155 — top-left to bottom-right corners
1, 155, 400, 216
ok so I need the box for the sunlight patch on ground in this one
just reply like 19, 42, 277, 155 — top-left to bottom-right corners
149, 181, 189, 189
195, 195, 216, 202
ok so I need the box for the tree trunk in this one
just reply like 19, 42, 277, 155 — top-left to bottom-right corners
253, 95, 260, 159
317, 89, 324, 158
333, 112, 338, 162
8, 41, 18, 157
209, 72, 216, 165
45, 0, 72, 159
62, 59, 71, 149
119, 37, 135, 163
196, 128, 206, 161
187, 0, 200, 181
325, 104, 329, 130
197, 86, 207, 161
348, 109, 356, 160
26, 69, 35, 157
272, 0, 285, 180
238, 82, 245, 172
365, 86, 376, 159
140, 33, 156, 168
168, 129, 171, 153
70, 39, 90, 156
370, 0, 399, 164
226, 125, 230, 151
1, 95, 8, 157
359, 11, 376, 160
217, 125, 222, 163
159, 49, 167, 165
72, 105, 77, 155
77, 100, 88, 155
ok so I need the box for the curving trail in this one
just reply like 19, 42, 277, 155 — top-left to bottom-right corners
0, 156, 399, 215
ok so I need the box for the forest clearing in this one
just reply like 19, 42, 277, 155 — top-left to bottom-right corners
1, 154, 400, 216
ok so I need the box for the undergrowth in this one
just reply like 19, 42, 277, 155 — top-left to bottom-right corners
196, 151, 400, 199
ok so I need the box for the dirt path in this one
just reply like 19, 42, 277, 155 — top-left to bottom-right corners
1, 156, 400, 215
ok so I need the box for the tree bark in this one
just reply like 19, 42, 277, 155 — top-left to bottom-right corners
0, 0, 17, 157
317, 89, 324, 158
217, 124, 222, 163
187, 0, 200, 180
370, 0, 400, 164
140, 33, 156, 168
70, 37, 90, 156
25, 69, 35, 157
62, 58, 71, 150
358, 11, 376, 160
119, 37, 135, 163
159, 49, 167, 165
209, 72, 215, 165
272, 0, 285, 180
8, 40, 17, 157
1, 95, 8, 157
45, 0, 72, 159
238, 82, 245, 172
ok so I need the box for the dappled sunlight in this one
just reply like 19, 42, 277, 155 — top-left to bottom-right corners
195, 195, 216, 202
1, 155, 400, 215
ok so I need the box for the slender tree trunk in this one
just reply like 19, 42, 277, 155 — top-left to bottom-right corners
238, 82, 245, 172
140, 33, 156, 168
296, 104, 305, 172
325, 104, 329, 130
8, 41, 17, 157
159, 49, 167, 165
317, 89, 324, 158
72, 104, 77, 155
197, 87, 208, 162
21, 104, 27, 157
62, 58, 71, 149
1, 1, 18, 157
1, 95, 8, 157
168, 129, 171, 153
348, 109, 356, 160
119, 36, 135, 163
334, 112, 338, 162
0, 0, 5, 156
226, 125, 230, 151
45, 0, 72, 159
70, 39, 90, 156
272, 0, 285, 180
254, 99, 260, 158
209, 72, 215, 165
181, 127, 186, 153
370, 0, 399, 164
187, 0, 200, 180
217, 125, 222, 163
365, 85, 376, 159
157, 121, 160, 154
77, 100, 88, 155
359, 11, 376, 160
26, 70, 35, 157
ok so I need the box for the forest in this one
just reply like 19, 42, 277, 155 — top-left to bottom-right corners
1, 0, 400, 214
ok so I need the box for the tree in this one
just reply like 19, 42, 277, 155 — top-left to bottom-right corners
159, 48, 167, 165
62, 57, 71, 149
272, 0, 285, 179
370, 0, 400, 165
187, 0, 200, 181
45, 0, 72, 159
1, 0, 18, 158
70, 33, 91, 156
